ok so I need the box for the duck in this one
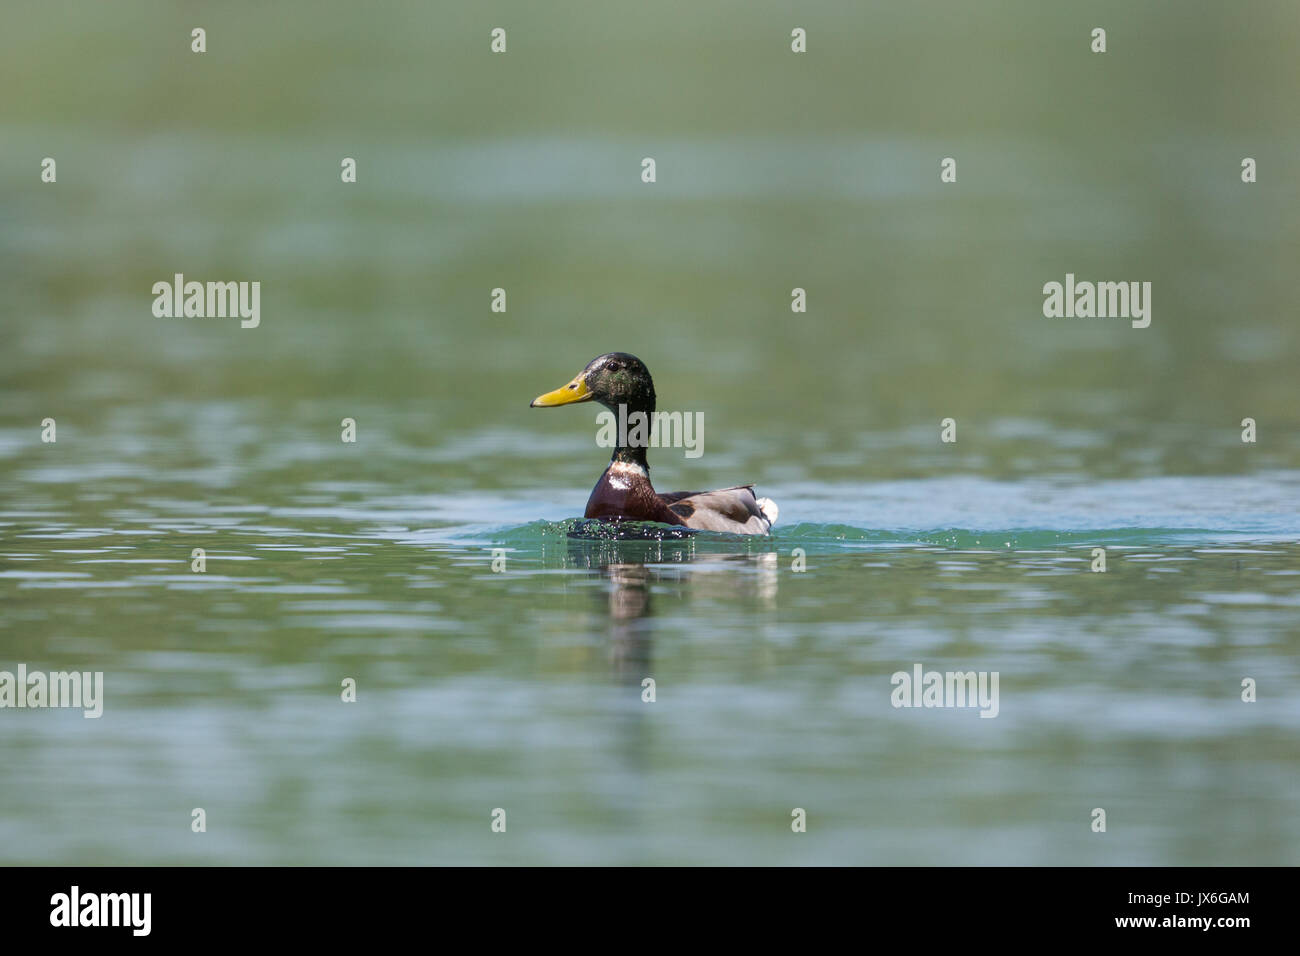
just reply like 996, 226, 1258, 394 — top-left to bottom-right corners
530, 352, 778, 534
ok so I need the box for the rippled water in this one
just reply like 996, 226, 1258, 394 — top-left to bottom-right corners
4, 427, 1298, 864
3, 1, 1300, 865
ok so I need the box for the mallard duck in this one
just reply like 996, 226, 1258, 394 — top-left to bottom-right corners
530, 353, 778, 534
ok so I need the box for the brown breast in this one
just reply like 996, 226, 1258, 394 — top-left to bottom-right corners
584, 464, 686, 525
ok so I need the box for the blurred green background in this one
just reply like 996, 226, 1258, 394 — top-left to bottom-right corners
1, 1, 1298, 865
3, 0, 1300, 477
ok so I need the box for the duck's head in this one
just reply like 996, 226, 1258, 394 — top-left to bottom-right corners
530, 352, 655, 413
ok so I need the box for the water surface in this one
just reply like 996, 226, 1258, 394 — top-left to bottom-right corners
2, 0, 1299, 865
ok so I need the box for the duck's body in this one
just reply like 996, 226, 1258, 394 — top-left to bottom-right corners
531, 353, 778, 535
587, 459, 777, 534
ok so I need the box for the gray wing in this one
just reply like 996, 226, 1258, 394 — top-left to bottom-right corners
664, 485, 778, 534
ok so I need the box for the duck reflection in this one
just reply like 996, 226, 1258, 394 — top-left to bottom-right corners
556, 531, 780, 833
563, 533, 780, 682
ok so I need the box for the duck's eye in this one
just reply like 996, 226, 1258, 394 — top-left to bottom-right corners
608, 363, 623, 372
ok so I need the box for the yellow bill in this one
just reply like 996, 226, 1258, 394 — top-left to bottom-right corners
530, 375, 592, 407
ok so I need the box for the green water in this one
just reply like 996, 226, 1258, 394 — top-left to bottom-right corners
2, 1, 1299, 864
